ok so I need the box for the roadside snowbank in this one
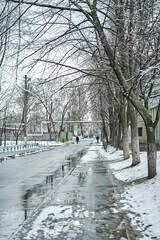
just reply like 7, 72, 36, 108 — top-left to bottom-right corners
99, 145, 160, 240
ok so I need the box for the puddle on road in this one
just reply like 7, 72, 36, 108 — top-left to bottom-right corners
0, 161, 75, 240
22, 165, 67, 219
21, 153, 83, 222
0, 147, 89, 240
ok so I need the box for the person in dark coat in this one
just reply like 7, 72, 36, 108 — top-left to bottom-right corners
96, 136, 99, 143
76, 136, 79, 144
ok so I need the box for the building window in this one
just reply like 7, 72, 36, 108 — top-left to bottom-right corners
138, 127, 142, 136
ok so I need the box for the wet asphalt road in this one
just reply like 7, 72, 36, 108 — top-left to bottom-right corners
9, 144, 139, 240
0, 140, 90, 240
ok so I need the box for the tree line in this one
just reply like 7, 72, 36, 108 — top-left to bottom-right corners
0, 0, 160, 179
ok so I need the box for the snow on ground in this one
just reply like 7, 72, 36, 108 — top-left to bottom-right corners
16, 142, 160, 240
3, 140, 70, 147
99, 145, 160, 240
26, 206, 73, 239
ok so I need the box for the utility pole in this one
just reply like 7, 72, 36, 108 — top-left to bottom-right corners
24, 75, 29, 144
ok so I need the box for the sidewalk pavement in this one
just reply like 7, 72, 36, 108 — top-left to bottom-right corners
10, 144, 140, 240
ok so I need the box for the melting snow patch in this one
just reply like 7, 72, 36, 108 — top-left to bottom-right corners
83, 210, 89, 217
25, 205, 73, 239
110, 208, 118, 214
73, 220, 82, 227
81, 146, 98, 163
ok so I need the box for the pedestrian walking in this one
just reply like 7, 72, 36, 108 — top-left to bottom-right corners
76, 136, 79, 144
96, 136, 99, 143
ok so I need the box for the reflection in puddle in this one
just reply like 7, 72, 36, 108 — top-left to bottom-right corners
46, 175, 53, 184
22, 160, 75, 221
21, 150, 86, 224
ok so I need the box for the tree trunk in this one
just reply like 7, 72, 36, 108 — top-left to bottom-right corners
108, 107, 114, 144
4, 132, 6, 147
116, 111, 122, 149
121, 100, 130, 159
47, 121, 51, 140
102, 118, 108, 143
100, 92, 108, 143
128, 103, 140, 166
0, 129, 2, 146
16, 135, 18, 145
130, 124, 140, 165
80, 123, 84, 137
146, 123, 157, 179
122, 125, 130, 159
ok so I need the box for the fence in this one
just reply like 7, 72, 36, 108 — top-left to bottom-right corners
0, 143, 39, 153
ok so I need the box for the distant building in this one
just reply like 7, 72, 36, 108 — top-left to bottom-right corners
138, 104, 160, 145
